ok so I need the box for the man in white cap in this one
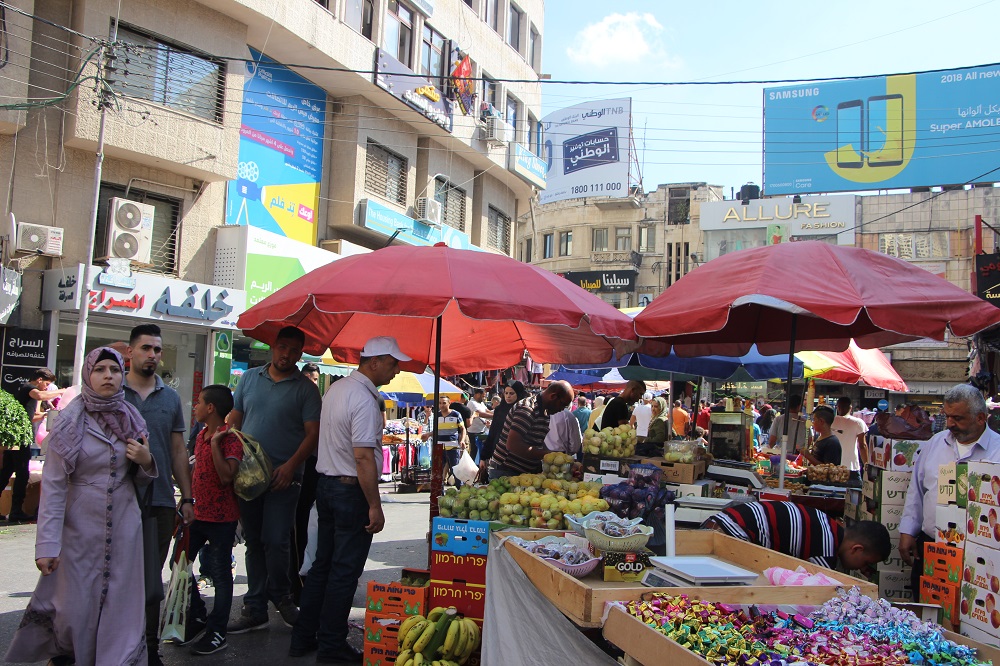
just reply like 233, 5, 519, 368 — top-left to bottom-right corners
631, 392, 654, 441
291, 336, 407, 662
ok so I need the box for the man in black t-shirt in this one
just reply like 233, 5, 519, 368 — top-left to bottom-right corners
804, 405, 842, 466
599, 380, 646, 429
4, 368, 63, 522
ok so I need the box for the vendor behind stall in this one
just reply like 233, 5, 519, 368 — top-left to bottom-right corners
703, 500, 891, 571
802, 405, 841, 466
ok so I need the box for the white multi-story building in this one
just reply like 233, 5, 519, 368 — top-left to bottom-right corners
0, 0, 544, 409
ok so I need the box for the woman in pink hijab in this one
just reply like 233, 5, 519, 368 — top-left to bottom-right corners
6, 347, 157, 666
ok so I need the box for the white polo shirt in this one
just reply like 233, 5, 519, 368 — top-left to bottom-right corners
316, 369, 383, 477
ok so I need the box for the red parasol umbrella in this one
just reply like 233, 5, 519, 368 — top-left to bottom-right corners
634, 241, 1000, 357
798, 341, 908, 392
238, 244, 637, 374
634, 241, 1000, 487
237, 244, 638, 538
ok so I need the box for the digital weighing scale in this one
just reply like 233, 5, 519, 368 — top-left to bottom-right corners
648, 555, 759, 586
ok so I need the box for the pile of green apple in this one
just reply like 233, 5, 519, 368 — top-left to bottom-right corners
583, 424, 637, 458
435, 477, 511, 521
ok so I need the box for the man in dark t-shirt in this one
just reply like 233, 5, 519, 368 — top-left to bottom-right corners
804, 405, 842, 466
599, 380, 646, 429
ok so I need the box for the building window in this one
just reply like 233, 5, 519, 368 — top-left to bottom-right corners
615, 227, 631, 251
345, 0, 375, 40
463, 0, 476, 9
879, 231, 949, 260
543, 233, 554, 259
638, 226, 655, 253
96, 183, 180, 275
384, 0, 414, 67
485, 0, 499, 32
482, 75, 499, 112
527, 112, 539, 153
116, 26, 225, 123
421, 24, 446, 83
365, 139, 407, 206
521, 237, 533, 262
592, 228, 608, 251
558, 231, 572, 256
528, 25, 540, 71
506, 95, 519, 141
508, 4, 523, 51
487, 206, 511, 254
434, 178, 466, 232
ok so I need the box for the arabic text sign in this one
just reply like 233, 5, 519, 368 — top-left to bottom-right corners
0, 265, 21, 325
41, 265, 84, 311
764, 65, 1000, 195
976, 254, 1000, 305
561, 269, 637, 293
374, 49, 453, 132
225, 48, 326, 244
243, 225, 339, 306
540, 99, 631, 205
41, 265, 248, 329
2, 327, 48, 368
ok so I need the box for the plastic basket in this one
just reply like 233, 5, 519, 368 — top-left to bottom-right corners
543, 555, 601, 578
583, 523, 654, 553
566, 511, 642, 538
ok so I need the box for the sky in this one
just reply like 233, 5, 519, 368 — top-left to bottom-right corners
540, 0, 1000, 196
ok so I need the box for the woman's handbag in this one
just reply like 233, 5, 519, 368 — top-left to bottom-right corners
138, 482, 165, 605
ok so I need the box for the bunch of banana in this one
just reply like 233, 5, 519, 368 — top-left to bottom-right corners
395, 606, 482, 666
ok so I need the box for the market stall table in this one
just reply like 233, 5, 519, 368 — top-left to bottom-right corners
501, 529, 877, 628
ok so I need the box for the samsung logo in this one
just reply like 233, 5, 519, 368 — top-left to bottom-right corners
769, 88, 821, 100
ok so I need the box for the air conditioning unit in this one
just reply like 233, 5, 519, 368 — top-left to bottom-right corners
484, 117, 514, 145
414, 197, 443, 226
105, 197, 154, 264
319, 239, 342, 254
16, 222, 63, 256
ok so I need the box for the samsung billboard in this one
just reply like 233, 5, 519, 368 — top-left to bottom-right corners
764, 65, 1000, 195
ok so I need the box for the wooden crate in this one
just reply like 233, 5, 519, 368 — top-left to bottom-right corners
603, 605, 1000, 666
503, 529, 878, 628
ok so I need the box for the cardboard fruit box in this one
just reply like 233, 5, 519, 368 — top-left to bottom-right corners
582, 454, 643, 478
960, 580, 1000, 637
968, 461, 1000, 509
924, 542, 964, 584
935, 504, 967, 546
362, 612, 401, 648
366, 568, 430, 617
429, 551, 487, 587
431, 517, 490, 557
967, 501, 1000, 549
963, 540, 1000, 593
870, 437, 921, 472
921, 576, 961, 629
429, 579, 485, 621
939, 462, 970, 508
639, 457, 708, 484
362, 641, 398, 666
862, 464, 911, 506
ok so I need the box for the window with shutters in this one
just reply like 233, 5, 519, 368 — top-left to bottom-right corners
365, 139, 408, 206
96, 183, 180, 276
434, 178, 466, 232
487, 206, 511, 254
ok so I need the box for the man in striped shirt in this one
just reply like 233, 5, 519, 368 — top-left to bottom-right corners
488, 382, 574, 479
703, 501, 890, 571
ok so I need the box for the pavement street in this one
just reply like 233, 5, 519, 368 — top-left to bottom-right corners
0, 484, 431, 665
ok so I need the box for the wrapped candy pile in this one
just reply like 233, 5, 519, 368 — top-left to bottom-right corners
624, 588, 986, 666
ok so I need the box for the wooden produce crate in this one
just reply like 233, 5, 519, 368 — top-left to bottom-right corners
603, 604, 1000, 666
503, 529, 877, 628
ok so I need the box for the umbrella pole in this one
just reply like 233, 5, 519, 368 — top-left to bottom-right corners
778, 314, 798, 491
429, 315, 444, 562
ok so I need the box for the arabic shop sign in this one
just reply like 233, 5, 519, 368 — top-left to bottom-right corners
0, 265, 21, 325
509, 143, 547, 189
976, 254, 1000, 304
560, 270, 638, 293
374, 49, 453, 132
2, 327, 47, 367
41, 264, 248, 329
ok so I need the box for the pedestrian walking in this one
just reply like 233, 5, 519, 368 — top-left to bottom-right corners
228, 326, 321, 634
290, 336, 405, 662
123, 324, 193, 666
5, 347, 155, 666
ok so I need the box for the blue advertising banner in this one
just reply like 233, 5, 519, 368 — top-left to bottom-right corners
764, 65, 1000, 195
360, 199, 477, 250
509, 143, 547, 188
226, 48, 326, 244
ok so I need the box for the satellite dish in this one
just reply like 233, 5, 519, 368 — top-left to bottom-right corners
2, 212, 15, 262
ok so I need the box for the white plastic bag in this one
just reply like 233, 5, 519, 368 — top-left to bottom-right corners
453, 450, 479, 485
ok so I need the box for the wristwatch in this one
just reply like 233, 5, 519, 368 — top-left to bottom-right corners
179, 498, 195, 506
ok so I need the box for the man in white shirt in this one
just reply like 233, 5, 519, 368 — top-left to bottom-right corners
832, 396, 868, 483
768, 394, 808, 453
466, 387, 493, 464
631, 392, 654, 440
290, 336, 407, 662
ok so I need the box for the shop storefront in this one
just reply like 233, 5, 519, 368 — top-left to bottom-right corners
41, 263, 247, 420
699, 194, 857, 260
